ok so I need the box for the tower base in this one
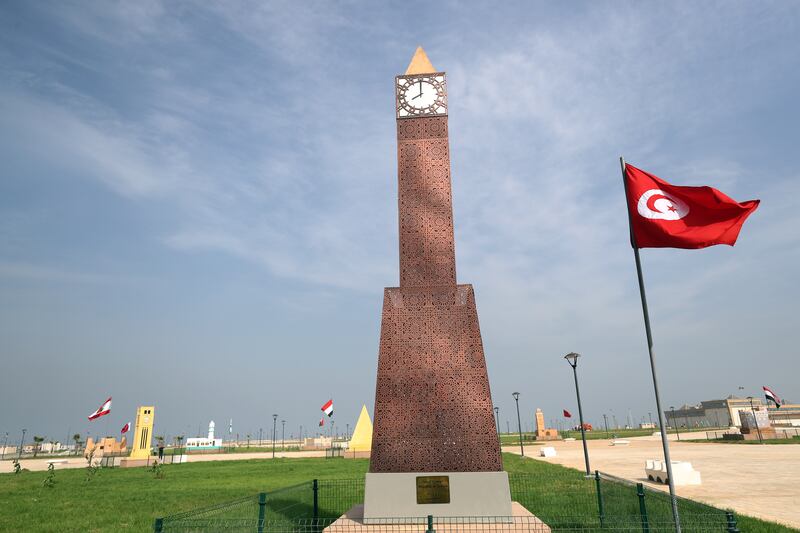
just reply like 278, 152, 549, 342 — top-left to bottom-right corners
327, 502, 550, 532
363, 471, 513, 522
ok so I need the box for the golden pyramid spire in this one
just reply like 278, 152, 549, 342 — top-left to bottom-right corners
405, 46, 436, 75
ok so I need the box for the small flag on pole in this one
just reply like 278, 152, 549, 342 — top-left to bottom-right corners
120, 422, 130, 434
623, 163, 759, 249
88, 397, 112, 421
321, 399, 334, 417
563, 409, 572, 418
763, 386, 782, 408
319, 418, 325, 427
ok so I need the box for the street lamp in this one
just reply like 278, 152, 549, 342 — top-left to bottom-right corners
602, 414, 610, 439
747, 397, 763, 444
564, 352, 591, 476
493, 406, 500, 438
281, 420, 285, 450
512, 392, 524, 457
670, 407, 681, 441
1, 432, 8, 460
272, 414, 278, 458
259, 428, 263, 447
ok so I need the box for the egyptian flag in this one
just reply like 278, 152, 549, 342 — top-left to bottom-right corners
563, 409, 572, 418
764, 386, 782, 408
88, 397, 112, 421
120, 422, 130, 434
319, 418, 325, 427
321, 399, 333, 417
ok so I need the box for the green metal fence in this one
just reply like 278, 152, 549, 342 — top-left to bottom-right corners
154, 472, 740, 532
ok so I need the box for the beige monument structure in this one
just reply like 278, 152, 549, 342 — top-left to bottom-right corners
84, 436, 127, 459
347, 405, 373, 457
120, 405, 155, 467
534, 409, 560, 441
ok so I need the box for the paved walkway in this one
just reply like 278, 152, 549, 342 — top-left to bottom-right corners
504, 436, 800, 528
0, 450, 327, 473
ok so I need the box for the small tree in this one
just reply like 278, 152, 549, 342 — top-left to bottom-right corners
32, 436, 45, 458
174, 435, 184, 450
72, 434, 82, 455
42, 463, 55, 488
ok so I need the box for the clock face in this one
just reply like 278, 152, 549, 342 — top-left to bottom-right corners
396, 73, 447, 118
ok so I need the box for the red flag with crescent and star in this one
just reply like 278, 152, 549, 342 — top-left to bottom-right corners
623, 164, 759, 249
563, 409, 572, 418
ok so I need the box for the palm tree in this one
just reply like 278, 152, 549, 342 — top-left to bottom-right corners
32, 436, 45, 457
72, 433, 82, 455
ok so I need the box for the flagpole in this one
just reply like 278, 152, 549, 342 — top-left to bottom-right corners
620, 156, 682, 533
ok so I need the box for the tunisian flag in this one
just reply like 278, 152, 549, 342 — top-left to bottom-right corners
624, 164, 759, 249
563, 410, 572, 418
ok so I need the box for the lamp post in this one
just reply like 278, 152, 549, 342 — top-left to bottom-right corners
494, 406, 500, 437
670, 407, 681, 441
512, 392, 524, 457
17, 429, 27, 460
747, 397, 763, 444
272, 414, 278, 458
603, 414, 610, 439
1, 432, 8, 460
649, 412, 653, 427
564, 352, 591, 476
281, 420, 285, 450
259, 428, 263, 447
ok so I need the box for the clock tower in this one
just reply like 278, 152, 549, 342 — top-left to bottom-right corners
364, 47, 512, 521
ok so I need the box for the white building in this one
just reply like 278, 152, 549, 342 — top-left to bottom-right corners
186, 420, 222, 450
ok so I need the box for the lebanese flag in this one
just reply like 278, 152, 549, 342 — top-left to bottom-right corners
88, 397, 112, 421
624, 163, 759, 249
763, 386, 782, 408
319, 418, 325, 427
321, 399, 333, 417
563, 409, 572, 418
120, 422, 130, 434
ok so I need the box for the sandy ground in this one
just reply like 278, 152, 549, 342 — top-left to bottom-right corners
0, 449, 327, 473
503, 435, 800, 529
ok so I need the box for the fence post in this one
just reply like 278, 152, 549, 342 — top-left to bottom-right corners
595, 471, 605, 528
426, 514, 435, 533
636, 483, 650, 533
257, 492, 266, 533
153, 518, 163, 533
312, 479, 319, 533
725, 511, 740, 533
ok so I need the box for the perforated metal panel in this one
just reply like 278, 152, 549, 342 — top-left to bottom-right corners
369, 110, 502, 473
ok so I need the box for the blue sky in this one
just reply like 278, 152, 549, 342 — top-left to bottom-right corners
1, 1, 798, 443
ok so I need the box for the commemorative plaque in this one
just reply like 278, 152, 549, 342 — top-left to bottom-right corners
416, 476, 450, 504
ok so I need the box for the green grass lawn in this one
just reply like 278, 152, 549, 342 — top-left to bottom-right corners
1, 454, 795, 532
499, 427, 715, 444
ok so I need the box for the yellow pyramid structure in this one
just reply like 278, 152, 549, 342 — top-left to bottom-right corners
405, 46, 436, 75
348, 405, 373, 452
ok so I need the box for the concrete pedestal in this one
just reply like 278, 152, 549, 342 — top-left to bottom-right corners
364, 471, 513, 522
326, 502, 551, 532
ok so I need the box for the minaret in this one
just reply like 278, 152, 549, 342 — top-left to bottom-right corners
365, 48, 510, 520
